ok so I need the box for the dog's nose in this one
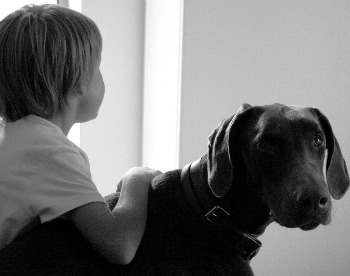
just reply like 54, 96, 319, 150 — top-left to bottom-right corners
295, 189, 331, 216
318, 196, 329, 208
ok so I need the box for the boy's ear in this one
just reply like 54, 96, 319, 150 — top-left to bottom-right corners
75, 85, 86, 96
64, 89, 83, 111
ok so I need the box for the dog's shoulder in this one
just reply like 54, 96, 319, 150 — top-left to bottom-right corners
149, 169, 183, 204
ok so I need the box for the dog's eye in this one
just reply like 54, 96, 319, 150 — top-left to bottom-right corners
313, 134, 324, 147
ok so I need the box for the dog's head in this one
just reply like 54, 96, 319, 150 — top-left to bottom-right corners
207, 103, 349, 230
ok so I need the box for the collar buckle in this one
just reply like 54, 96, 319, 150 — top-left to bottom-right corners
205, 206, 230, 224
241, 234, 262, 260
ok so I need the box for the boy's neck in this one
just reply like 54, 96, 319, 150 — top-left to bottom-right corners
47, 115, 75, 136
47, 95, 80, 136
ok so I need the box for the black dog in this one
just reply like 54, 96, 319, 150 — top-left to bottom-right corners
0, 103, 349, 275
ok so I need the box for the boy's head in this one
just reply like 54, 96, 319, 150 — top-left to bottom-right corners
0, 4, 102, 121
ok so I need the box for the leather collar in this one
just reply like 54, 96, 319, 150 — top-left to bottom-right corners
181, 157, 262, 260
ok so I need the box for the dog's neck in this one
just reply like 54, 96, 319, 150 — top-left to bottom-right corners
194, 155, 273, 235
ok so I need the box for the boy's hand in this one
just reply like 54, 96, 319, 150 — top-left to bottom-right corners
117, 167, 162, 192
70, 167, 162, 265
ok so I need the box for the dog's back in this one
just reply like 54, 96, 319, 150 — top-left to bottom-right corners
131, 170, 253, 275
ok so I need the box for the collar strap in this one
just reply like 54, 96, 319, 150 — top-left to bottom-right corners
181, 158, 262, 260
181, 159, 228, 224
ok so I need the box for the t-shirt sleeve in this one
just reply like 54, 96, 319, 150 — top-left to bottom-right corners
28, 145, 107, 223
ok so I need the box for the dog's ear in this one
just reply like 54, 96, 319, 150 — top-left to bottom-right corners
311, 108, 350, 199
207, 103, 252, 197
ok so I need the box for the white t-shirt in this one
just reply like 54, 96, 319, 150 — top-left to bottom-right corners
0, 115, 106, 250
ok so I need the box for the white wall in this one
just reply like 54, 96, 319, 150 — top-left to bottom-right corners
81, 0, 145, 196
179, 1, 350, 275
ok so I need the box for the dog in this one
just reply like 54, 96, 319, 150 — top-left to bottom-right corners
0, 103, 349, 275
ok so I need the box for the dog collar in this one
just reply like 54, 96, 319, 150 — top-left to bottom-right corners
181, 158, 262, 260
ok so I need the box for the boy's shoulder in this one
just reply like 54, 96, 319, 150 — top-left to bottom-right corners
0, 115, 89, 178
1, 115, 84, 159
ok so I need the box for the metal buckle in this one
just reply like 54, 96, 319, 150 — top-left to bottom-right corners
242, 234, 262, 260
205, 206, 230, 224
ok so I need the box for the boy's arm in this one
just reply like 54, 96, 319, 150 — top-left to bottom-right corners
67, 167, 161, 265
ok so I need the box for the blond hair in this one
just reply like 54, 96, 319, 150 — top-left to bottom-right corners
0, 4, 102, 121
